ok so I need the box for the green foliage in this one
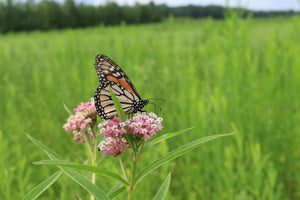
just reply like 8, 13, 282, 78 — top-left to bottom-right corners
26, 134, 110, 200
1, 16, 300, 199
0, 0, 298, 33
25, 127, 228, 199
21, 171, 62, 200
34, 160, 129, 186
153, 173, 171, 200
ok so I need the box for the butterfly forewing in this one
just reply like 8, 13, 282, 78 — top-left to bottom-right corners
93, 55, 148, 119
95, 55, 140, 98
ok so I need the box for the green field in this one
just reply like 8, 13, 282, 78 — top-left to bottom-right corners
1, 15, 300, 199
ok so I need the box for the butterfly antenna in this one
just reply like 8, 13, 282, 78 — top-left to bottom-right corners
148, 98, 166, 102
149, 102, 162, 111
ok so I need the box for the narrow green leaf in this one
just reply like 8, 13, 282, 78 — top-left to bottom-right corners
109, 86, 126, 122
34, 160, 129, 186
26, 134, 110, 200
143, 127, 194, 152
123, 132, 136, 153
108, 86, 136, 152
136, 132, 236, 184
63, 103, 73, 116
60, 167, 110, 200
22, 171, 62, 200
26, 133, 62, 160
34, 159, 74, 165
107, 182, 123, 196
153, 173, 171, 200
107, 183, 126, 199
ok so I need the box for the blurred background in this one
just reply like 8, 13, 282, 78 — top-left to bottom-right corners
0, 0, 300, 199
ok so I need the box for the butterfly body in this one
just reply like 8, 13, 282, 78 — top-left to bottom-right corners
94, 54, 148, 119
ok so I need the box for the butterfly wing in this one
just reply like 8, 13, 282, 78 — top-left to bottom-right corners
95, 54, 141, 98
93, 54, 145, 119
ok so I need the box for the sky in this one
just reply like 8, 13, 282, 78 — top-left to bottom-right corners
88, 0, 300, 11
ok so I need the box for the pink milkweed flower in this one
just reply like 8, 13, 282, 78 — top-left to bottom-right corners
63, 98, 97, 143
74, 98, 98, 118
98, 116, 127, 138
97, 112, 163, 156
98, 137, 130, 157
127, 112, 163, 141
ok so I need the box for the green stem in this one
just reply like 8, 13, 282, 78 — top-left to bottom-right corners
128, 160, 137, 200
83, 130, 97, 200
127, 141, 144, 200
136, 142, 144, 162
121, 139, 134, 162
119, 156, 128, 181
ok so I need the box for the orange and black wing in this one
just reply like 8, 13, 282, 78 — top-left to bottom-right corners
93, 54, 147, 119
95, 54, 141, 98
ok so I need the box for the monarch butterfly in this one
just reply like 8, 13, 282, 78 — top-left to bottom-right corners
94, 54, 149, 119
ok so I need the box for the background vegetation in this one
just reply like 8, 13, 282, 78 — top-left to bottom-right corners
0, 6, 300, 200
0, 0, 299, 33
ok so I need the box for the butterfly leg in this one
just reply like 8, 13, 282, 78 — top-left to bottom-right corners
141, 110, 147, 115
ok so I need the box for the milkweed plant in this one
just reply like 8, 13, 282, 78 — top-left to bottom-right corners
23, 88, 235, 200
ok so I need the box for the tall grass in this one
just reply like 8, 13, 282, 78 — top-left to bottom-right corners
0, 15, 299, 199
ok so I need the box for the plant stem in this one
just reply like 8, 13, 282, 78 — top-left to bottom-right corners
91, 131, 98, 200
128, 160, 137, 200
127, 141, 144, 200
136, 142, 144, 162
83, 131, 97, 200
119, 156, 128, 181
121, 139, 134, 162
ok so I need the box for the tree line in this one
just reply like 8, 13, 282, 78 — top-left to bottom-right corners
0, 0, 298, 33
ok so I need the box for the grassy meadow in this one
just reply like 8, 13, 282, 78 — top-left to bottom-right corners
1, 15, 300, 199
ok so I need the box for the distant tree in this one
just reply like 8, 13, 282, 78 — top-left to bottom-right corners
0, 0, 298, 33
36, 0, 65, 30
99, 2, 122, 25
63, 0, 79, 28
77, 4, 98, 27
0, 2, 4, 32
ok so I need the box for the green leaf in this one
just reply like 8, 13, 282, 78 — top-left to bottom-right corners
153, 173, 171, 200
34, 160, 129, 186
63, 103, 73, 115
26, 133, 62, 160
109, 86, 126, 122
136, 132, 236, 184
21, 171, 62, 200
60, 167, 110, 200
108, 86, 136, 153
107, 183, 126, 199
123, 133, 137, 154
143, 127, 194, 152
26, 134, 110, 200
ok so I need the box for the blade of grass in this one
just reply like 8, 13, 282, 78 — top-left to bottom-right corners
63, 103, 73, 115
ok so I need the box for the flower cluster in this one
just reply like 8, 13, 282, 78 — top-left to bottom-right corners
98, 137, 130, 157
63, 98, 97, 142
98, 116, 126, 138
74, 100, 97, 118
127, 112, 163, 141
97, 112, 163, 157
